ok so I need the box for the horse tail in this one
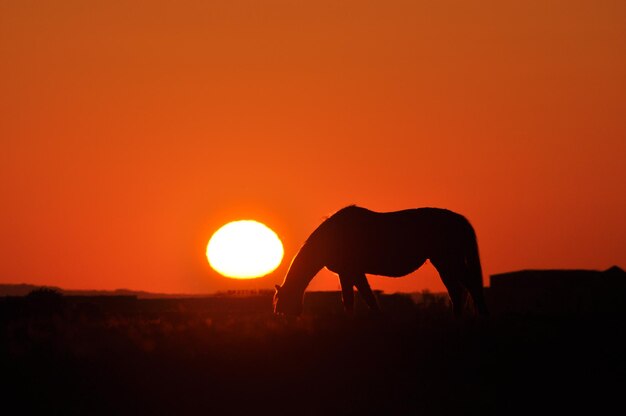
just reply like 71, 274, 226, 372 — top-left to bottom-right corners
463, 220, 489, 315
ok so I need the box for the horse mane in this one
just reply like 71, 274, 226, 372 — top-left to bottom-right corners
303, 204, 359, 246
323, 204, 358, 220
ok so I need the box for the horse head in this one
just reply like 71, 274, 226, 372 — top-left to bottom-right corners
273, 284, 303, 316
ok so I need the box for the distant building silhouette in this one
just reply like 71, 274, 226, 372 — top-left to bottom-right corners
488, 266, 626, 315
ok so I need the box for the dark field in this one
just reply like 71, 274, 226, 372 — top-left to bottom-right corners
1, 291, 625, 415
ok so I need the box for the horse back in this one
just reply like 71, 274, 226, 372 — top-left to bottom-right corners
328, 206, 469, 242
319, 206, 474, 275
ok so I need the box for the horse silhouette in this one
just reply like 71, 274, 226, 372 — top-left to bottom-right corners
273, 205, 489, 317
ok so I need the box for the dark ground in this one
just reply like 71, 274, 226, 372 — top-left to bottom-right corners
1, 290, 625, 415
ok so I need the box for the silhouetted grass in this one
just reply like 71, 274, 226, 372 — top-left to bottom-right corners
1, 292, 624, 415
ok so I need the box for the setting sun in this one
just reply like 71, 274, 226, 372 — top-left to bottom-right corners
206, 220, 284, 279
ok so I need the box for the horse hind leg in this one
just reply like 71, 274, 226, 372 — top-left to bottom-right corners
448, 285, 469, 319
449, 255, 489, 316
465, 273, 489, 316
431, 258, 469, 318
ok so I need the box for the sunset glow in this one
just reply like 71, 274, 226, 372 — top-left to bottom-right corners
206, 221, 284, 279
1, 1, 624, 294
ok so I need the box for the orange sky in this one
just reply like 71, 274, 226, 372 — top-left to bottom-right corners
2, 0, 625, 294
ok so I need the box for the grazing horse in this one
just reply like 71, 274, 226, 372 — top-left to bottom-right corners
273, 205, 489, 317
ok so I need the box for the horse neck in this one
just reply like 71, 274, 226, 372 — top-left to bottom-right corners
282, 241, 324, 293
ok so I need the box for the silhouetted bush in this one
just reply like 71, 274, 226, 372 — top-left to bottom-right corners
26, 287, 63, 299
24, 288, 66, 317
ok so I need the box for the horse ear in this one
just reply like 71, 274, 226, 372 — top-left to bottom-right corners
274, 284, 281, 292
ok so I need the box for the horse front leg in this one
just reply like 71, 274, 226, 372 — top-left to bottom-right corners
353, 273, 380, 313
338, 274, 355, 314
